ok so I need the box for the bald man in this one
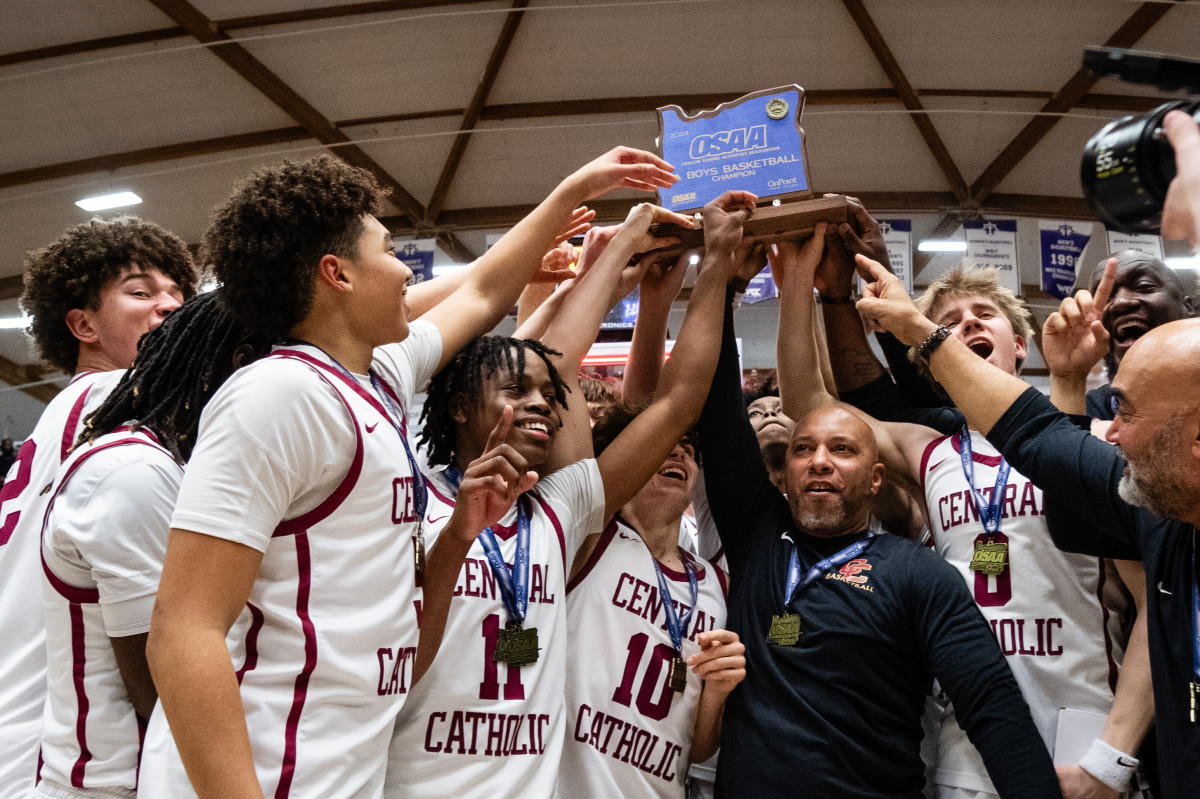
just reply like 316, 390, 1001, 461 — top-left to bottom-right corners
857, 108, 1200, 799
695, 289, 1058, 798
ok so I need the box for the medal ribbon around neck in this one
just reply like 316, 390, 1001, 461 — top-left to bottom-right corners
1191, 534, 1200, 722
447, 466, 532, 626
650, 550, 699, 655
784, 532, 877, 607
957, 424, 1010, 535
295, 343, 428, 531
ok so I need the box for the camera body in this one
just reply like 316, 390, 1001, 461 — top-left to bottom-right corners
1080, 47, 1200, 233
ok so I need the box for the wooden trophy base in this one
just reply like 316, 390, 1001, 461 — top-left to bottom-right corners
646, 194, 849, 251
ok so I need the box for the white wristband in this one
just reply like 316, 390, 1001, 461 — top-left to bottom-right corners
1078, 737, 1138, 792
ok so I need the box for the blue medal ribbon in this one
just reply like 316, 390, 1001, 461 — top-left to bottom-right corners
784, 532, 877, 607
957, 424, 1010, 535
446, 466, 531, 626
1192, 534, 1199, 721
651, 555, 699, 654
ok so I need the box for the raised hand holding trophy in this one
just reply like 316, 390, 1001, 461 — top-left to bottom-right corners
651, 86, 848, 246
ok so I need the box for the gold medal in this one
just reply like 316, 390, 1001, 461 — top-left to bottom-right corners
413, 531, 426, 577
494, 622, 539, 667
767, 612, 801, 646
968, 537, 1009, 576
669, 655, 687, 693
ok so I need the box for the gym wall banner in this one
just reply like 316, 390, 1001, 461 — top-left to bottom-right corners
964, 219, 1020, 294
1106, 230, 1164, 261
1039, 221, 1092, 300
858, 219, 912, 296
396, 238, 436, 283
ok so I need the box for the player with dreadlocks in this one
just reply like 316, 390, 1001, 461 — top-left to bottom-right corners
35, 290, 269, 799
141, 146, 682, 799
0, 216, 194, 799
384, 192, 749, 799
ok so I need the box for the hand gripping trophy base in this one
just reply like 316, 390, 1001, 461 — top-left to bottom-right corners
644, 194, 849, 255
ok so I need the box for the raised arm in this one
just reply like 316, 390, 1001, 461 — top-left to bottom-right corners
421, 147, 680, 371
596, 191, 755, 521
1043, 260, 1115, 415
774, 232, 932, 492
410, 208, 589, 323
774, 224, 836, 419
622, 249, 693, 406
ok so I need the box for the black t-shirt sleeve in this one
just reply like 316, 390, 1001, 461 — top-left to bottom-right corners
839, 373, 963, 434
1086, 383, 1114, 421
987, 387, 1141, 558
698, 289, 779, 573
876, 331, 947, 409
911, 552, 1062, 798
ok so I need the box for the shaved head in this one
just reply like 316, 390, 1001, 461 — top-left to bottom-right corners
1109, 318, 1200, 523
785, 405, 884, 537
1118, 319, 1200, 407
792, 407, 880, 462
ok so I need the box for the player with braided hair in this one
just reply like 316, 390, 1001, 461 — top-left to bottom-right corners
0, 216, 193, 799
386, 193, 747, 799
81, 290, 274, 460
417, 336, 570, 469
141, 146, 683, 799
35, 290, 270, 799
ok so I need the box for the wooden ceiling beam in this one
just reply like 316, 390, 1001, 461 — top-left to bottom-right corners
0, 354, 61, 404
424, 0, 529, 226
145, 0, 428, 225
0, 127, 308, 191
219, 0, 500, 31
0, 28, 184, 68
381, 192, 1095, 236
2, 90, 1157, 196
0, 1, 502, 68
0, 276, 25, 301
969, 1, 1172, 204
840, 0, 969, 204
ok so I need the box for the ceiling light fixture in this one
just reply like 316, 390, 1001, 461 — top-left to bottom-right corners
1165, 255, 1200, 270
917, 240, 968, 253
0, 316, 32, 330
75, 191, 142, 212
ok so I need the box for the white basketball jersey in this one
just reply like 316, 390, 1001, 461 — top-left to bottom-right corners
923, 430, 1129, 794
140, 351, 428, 799
558, 518, 728, 799
385, 460, 603, 799
0, 370, 120, 799
39, 429, 181, 793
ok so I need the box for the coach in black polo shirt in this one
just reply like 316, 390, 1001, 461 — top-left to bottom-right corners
697, 290, 1059, 798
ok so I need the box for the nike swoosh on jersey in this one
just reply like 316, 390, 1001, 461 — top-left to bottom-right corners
366, 422, 379, 433
428, 514, 450, 524
1157, 581, 1173, 595
929, 458, 949, 472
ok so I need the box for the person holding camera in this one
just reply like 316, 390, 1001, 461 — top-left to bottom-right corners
851, 108, 1200, 799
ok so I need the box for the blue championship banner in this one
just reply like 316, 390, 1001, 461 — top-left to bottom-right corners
1038, 221, 1092, 300
658, 86, 812, 213
395, 238, 436, 283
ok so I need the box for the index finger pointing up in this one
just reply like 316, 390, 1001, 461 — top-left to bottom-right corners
1093, 257, 1118, 311
485, 405, 514, 454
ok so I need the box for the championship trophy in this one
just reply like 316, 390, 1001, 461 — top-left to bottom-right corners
650, 85, 848, 247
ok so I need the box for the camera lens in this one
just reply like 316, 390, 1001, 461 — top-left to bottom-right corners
1081, 99, 1200, 234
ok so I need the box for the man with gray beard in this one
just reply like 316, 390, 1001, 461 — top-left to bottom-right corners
854, 107, 1200, 799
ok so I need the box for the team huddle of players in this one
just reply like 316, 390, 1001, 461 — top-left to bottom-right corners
0, 135, 1195, 799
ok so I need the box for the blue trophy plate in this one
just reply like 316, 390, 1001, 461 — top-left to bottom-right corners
657, 85, 812, 214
